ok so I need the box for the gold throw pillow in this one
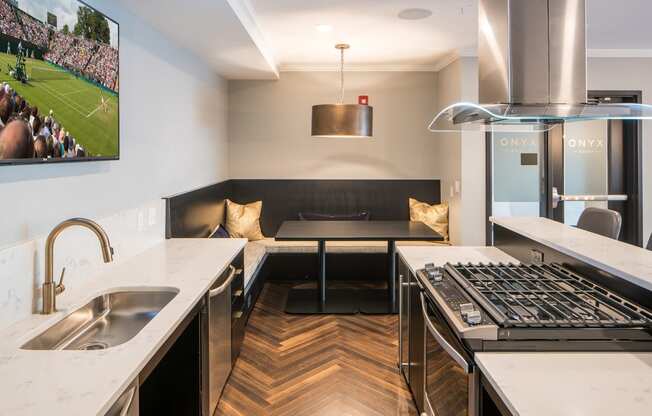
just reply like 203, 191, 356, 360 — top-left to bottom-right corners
225, 199, 265, 241
409, 198, 449, 241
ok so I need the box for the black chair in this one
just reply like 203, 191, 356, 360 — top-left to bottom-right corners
576, 207, 622, 240
646, 234, 652, 251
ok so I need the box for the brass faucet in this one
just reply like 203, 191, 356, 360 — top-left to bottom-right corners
42, 218, 114, 314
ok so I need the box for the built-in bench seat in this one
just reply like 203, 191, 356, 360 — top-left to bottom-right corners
165, 179, 444, 321
243, 238, 449, 289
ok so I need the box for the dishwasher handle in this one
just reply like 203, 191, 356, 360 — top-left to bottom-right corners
118, 385, 136, 416
209, 265, 241, 298
420, 292, 471, 374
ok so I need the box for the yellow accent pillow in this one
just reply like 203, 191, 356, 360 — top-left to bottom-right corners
409, 198, 449, 241
225, 199, 265, 241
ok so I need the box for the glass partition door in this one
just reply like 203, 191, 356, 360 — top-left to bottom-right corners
561, 120, 610, 226
490, 130, 546, 218
487, 92, 642, 246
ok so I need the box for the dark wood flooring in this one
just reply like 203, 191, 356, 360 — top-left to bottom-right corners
216, 283, 418, 416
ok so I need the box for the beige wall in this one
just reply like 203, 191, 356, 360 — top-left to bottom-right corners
435, 60, 462, 244
459, 58, 486, 246
228, 58, 652, 246
435, 57, 485, 246
228, 71, 439, 180
587, 57, 652, 244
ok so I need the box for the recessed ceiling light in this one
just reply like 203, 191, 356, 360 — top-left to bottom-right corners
315, 24, 333, 33
398, 8, 433, 20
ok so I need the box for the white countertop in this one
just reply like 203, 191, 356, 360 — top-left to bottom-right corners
492, 216, 652, 292
0, 238, 246, 416
476, 352, 652, 416
397, 245, 518, 275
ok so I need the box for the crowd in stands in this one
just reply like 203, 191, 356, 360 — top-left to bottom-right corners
60, 36, 94, 73
0, 0, 23, 41
0, 81, 88, 160
0, 0, 118, 91
16, 10, 48, 48
43, 31, 67, 64
85, 43, 118, 90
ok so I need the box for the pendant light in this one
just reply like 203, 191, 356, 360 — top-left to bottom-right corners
311, 44, 373, 138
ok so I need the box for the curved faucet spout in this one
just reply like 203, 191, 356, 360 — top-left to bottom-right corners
43, 218, 114, 314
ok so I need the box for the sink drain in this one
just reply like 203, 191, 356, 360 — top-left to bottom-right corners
79, 341, 109, 351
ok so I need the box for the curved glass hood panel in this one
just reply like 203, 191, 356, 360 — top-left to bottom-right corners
428, 102, 652, 133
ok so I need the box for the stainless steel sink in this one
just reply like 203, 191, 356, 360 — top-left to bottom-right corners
22, 288, 179, 351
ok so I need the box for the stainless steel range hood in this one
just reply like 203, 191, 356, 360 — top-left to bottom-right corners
429, 0, 652, 132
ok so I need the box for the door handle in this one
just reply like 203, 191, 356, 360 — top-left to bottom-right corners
209, 265, 241, 298
552, 187, 627, 208
420, 292, 471, 373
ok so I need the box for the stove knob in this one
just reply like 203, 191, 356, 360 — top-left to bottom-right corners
459, 303, 475, 315
465, 310, 482, 325
428, 268, 443, 281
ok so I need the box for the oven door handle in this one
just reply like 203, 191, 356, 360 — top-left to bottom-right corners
420, 292, 471, 374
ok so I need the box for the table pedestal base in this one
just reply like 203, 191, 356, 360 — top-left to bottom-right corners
285, 288, 395, 315
358, 289, 392, 314
285, 289, 358, 314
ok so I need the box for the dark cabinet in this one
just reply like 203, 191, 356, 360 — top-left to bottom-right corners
398, 258, 410, 379
139, 249, 245, 416
480, 374, 514, 416
409, 271, 425, 413
139, 304, 204, 416
398, 254, 425, 413
230, 251, 245, 365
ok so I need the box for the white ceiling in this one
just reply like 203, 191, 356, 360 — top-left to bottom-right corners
587, 0, 652, 50
116, 0, 652, 78
249, 0, 477, 70
249, 0, 652, 70
114, 0, 278, 79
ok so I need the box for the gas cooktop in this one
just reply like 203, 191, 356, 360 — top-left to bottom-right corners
418, 262, 652, 349
450, 262, 652, 328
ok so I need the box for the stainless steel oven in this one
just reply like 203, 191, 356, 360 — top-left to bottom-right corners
420, 292, 478, 416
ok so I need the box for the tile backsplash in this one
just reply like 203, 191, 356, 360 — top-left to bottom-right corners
0, 199, 165, 331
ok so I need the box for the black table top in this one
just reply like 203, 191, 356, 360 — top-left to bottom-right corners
275, 220, 444, 241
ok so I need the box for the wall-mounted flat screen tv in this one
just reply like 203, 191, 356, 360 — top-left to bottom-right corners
0, 0, 118, 165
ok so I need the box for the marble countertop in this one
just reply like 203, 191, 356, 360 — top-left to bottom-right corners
476, 352, 652, 416
0, 238, 246, 416
396, 245, 517, 275
492, 216, 652, 292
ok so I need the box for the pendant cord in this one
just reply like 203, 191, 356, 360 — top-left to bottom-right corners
339, 47, 344, 104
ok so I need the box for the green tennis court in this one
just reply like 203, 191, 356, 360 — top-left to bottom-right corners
0, 51, 118, 156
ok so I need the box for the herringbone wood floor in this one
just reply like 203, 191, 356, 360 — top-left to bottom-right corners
216, 283, 418, 416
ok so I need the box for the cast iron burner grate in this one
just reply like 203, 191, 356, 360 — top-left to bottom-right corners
445, 262, 652, 329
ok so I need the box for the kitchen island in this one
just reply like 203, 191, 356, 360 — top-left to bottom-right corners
476, 351, 652, 416
491, 216, 652, 292
0, 238, 246, 416
397, 240, 652, 416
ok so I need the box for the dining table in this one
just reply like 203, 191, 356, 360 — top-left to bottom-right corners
275, 220, 444, 314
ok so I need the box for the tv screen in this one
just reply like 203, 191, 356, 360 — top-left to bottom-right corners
0, 0, 118, 165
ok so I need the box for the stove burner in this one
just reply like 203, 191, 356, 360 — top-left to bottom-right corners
446, 262, 652, 329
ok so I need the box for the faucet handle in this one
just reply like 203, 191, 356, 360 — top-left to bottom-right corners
55, 267, 66, 295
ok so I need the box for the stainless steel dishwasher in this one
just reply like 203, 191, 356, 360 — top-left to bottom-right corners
207, 264, 241, 414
